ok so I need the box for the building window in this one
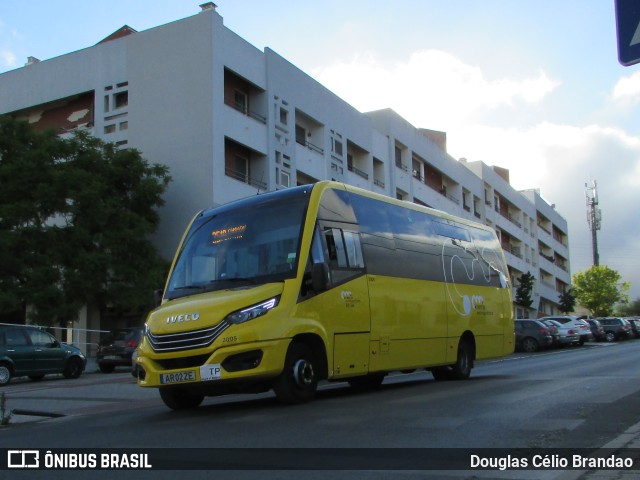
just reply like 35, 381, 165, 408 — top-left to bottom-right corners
295, 125, 306, 145
114, 91, 128, 109
104, 124, 116, 134
233, 155, 249, 183
279, 108, 288, 125
280, 170, 290, 188
104, 96, 110, 113
234, 89, 247, 114
119, 121, 128, 131
395, 146, 402, 168
333, 138, 343, 156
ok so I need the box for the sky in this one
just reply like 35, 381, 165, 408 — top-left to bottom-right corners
2, 1, 640, 300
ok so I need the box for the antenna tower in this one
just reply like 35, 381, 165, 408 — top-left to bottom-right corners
585, 180, 601, 266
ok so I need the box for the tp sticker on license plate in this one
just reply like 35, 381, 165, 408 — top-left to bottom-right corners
200, 364, 222, 382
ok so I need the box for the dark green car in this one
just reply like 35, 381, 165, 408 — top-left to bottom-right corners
0, 324, 86, 386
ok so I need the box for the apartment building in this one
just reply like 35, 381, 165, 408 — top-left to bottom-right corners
0, 3, 570, 335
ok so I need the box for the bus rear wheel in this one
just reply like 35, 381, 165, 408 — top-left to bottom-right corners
273, 342, 318, 404
431, 340, 473, 381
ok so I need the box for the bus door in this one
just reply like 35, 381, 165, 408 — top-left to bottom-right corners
297, 221, 371, 379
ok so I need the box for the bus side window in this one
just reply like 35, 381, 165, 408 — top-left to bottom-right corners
343, 231, 364, 268
324, 228, 348, 269
301, 227, 330, 297
323, 228, 365, 286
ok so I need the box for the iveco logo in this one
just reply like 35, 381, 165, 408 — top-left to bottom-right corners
166, 312, 200, 324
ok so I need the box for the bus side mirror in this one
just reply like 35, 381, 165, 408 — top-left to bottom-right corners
153, 289, 164, 307
312, 262, 330, 292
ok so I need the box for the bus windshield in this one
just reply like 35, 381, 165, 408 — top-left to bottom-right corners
165, 190, 310, 300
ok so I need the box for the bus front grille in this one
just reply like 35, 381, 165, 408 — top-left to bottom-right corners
146, 320, 231, 353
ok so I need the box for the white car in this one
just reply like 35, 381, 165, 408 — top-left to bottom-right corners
539, 316, 592, 345
541, 319, 580, 346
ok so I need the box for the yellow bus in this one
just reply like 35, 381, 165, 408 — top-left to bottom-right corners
137, 181, 514, 409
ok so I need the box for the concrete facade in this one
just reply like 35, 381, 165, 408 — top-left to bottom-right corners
0, 4, 570, 330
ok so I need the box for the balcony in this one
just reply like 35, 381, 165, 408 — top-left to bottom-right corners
438, 185, 460, 205
348, 164, 369, 180
296, 135, 324, 155
224, 95, 266, 124
223, 69, 267, 124
225, 166, 267, 190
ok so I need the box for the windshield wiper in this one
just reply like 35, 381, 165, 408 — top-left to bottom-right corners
173, 285, 206, 291
208, 277, 258, 286
169, 278, 260, 299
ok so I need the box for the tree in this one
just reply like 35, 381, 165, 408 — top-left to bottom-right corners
616, 297, 640, 316
558, 287, 577, 314
0, 116, 172, 324
572, 265, 630, 317
515, 272, 535, 308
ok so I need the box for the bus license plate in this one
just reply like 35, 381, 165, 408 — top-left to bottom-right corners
160, 370, 196, 384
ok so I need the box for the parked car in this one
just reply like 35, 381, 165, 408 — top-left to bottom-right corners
541, 319, 580, 346
0, 324, 86, 386
539, 316, 592, 345
97, 328, 143, 373
624, 317, 640, 338
597, 317, 633, 342
515, 319, 554, 352
586, 319, 606, 342
539, 320, 561, 347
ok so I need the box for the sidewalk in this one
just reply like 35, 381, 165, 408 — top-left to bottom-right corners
3, 356, 146, 426
557, 420, 640, 479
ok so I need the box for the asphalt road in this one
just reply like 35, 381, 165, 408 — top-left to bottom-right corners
2, 340, 640, 479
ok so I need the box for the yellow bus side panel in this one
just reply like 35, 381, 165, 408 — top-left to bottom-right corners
333, 333, 370, 378
443, 280, 512, 363
370, 338, 449, 371
367, 275, 448, 372
293, 275, 371, 377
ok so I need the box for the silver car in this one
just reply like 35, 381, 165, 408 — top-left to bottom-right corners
541, 319, 580, 346
539, 316, 593, 345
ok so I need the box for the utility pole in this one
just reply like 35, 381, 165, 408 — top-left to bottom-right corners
585, 180, 601, 266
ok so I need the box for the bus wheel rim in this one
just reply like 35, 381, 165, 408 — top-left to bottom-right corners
293, 359, 314, 388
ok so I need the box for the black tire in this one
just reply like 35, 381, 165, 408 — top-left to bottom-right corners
28, 374, 45, 381
348, 373, 385, 391
431, 340, 473, 381
605, 331, 616, 343
99, 364, 116, 374
159, 388, 204, 410
431, 367, 450, 381
521, 337, 539, 353
0, 364, 12, 386
273, 342, 318, 404
63, 357, 84, 379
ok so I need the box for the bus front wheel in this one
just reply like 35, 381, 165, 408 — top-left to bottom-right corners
159, 387, 204, 410
273, 342, 318, 404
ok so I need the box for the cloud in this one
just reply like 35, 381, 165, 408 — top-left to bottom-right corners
613, 70, 640, 104
450, 122, 640, 296
0, 50, 17, 68
312, 48, 640, 297
312, 49, 559, 131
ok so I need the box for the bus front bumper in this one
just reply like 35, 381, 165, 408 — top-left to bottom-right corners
137, 338, 289, 390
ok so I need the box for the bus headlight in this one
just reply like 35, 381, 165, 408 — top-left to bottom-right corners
226, 297, 280, 324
